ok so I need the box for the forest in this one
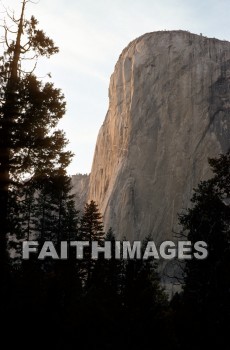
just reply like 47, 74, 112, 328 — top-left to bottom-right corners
0, 1, 230, 349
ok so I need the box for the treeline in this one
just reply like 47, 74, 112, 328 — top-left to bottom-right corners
5, 199, 170, 349
2, 150, 230, 350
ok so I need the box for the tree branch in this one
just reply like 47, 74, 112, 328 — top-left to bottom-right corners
3, 22, 10, 48
1, 3, 20, 24
27, 0, 40, 4
18, 60, 37, 75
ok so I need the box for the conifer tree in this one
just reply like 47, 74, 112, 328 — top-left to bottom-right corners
34, 171, 79, 244
79, 200, 104, 283
178, 150, 230, 349
80, 200, 104, 242
0, 0, 73, 269
119, 236, 168, 349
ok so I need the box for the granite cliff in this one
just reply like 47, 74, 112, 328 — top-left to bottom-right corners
76, 31, 230, 245
71, 174, 89, 212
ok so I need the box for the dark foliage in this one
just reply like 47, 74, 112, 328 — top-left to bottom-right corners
172, 150, 230, 349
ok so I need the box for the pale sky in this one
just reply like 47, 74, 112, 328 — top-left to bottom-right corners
1, 0, 230, 174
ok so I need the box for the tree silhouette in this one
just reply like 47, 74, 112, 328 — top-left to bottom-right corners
79, 200, 104, 284
176, 150, 230, 349
0, 0, 72, 271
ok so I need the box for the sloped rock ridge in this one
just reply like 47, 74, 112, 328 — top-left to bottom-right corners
87, 30, 230, 244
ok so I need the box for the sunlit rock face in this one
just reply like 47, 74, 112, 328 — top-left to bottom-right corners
87, 30, 230, 244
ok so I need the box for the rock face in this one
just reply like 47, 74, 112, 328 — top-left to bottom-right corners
88, 30, 230, 243
71, 174, 90, 212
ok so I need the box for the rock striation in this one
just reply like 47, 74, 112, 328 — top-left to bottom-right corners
87, 30, 230, 244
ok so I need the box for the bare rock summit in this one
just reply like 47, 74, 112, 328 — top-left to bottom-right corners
87, 30, 230, 242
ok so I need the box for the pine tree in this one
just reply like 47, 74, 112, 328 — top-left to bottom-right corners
80, 200, 104, 242
79, 200, 104, 284
178, 150, 230, 348
104, 228, 123, 293
34, 171, 79, 245
89, 227, 123, 296
0, 0, 73, 269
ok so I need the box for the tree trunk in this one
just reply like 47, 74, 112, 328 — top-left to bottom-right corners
0, 0, 26, 272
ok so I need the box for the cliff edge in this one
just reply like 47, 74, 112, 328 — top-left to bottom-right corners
88, 30, 230, 242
